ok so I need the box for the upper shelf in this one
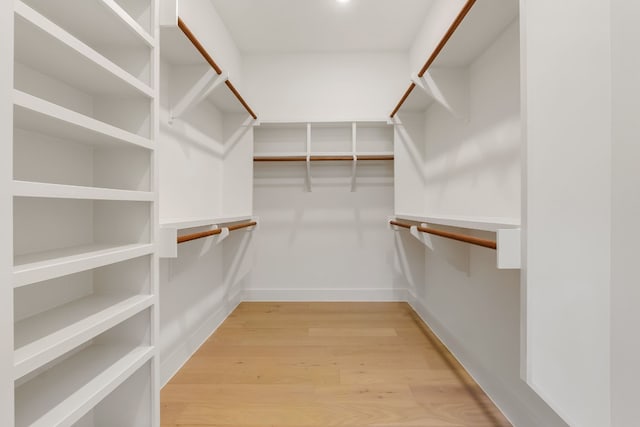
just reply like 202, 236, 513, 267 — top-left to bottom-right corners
390, 0, 518, 117
15, 1, 153, 98
20, 0, 154, 48
160, 215, 254, 231
160, 17, 257, 119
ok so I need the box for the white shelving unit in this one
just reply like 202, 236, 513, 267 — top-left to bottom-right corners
159, 6, 256, 223
10, 0, 160, 425
391, 1, 520, 268
254, 121, 394, 192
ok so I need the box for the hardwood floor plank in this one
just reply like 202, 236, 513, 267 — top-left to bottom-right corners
161, 302, 511, 427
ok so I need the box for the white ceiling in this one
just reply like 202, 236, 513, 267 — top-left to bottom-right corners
210, 0, 435, 53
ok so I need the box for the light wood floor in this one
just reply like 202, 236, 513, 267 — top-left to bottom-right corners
161, 302, 511, 427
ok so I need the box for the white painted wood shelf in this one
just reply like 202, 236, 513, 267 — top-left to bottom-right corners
160, 216, 255, 258
393, 214, 521, 270
14, 294, 154, 379
13, 243, 154, 288
15, 1, 153, 98
395, 213, 520, 232
14, 90, 154, 150
15, 344, 153, 427
13, 181, 155, 202
22, 0, 154, 48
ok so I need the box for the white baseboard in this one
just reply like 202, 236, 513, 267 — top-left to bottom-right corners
160, 290, 243, 387
406, 290, 564, 427
243, 287, 408, 302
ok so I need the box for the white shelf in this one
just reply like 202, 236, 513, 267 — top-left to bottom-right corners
13, 181, 154, 202
14, 294, 154, 379
23, 0, 154, 48
15, 344, 153, 427
14, 243, 154, 288
13, 90, 154, 150
160, 215, 254, 231
433, 1, 519, 67
15, 1, 153, 98
395, 213, 520, 232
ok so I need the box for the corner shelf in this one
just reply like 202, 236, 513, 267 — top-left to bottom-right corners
14, 294, 154, 379
14, 90, 154, 150
14, 243, 154, 288
13, 181, 155, 202
15, 1, 153, 98
15, 344, 153, 427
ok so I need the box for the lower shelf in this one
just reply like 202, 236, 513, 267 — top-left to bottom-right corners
15, 344, 154, 427
14, 294, 154, 379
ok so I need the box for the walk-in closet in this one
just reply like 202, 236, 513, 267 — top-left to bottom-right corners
1, 0, 638, 426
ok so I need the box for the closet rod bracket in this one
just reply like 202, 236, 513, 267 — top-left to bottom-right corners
170, 70, 229, 123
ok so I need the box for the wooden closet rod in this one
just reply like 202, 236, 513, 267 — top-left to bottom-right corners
254, 155, 394, 162
389, 220, 496, 250
177, 221, 257, 244
177, 18, 258, 120
389, 0, 477, 118
225, 80, 258, 120
177, 17, 223, 74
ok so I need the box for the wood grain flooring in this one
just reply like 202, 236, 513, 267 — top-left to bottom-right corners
161, 302, 511, 427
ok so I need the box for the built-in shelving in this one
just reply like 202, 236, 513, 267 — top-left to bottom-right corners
13, 243, 153, 288
22, 0, 154, 49
160, 216, 256, 258
13, 181, 155, 202
14, 294, 153, 379
254, 121, 394, 192
15, 1, 153, 99
9, 0, 159, 424
395, 214, 520, 232
14, 90, 154, 150
15, 344, 153, 427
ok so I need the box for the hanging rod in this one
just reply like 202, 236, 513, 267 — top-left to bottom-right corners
254, 155, 394, 162
177, 17, 223, 74
177, 17, 258, 120
225, 80, 258, 120
390, 0, 477, 118
177, 221, 257, 244
389, 220, 496, 250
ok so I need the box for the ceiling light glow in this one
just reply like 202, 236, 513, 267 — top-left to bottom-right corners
336, 0, 351, 4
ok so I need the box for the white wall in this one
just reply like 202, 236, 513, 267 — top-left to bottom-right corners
409, 0, 466, 72
521, 1, 612, 426
159, 59, 225, 220
247, 161, 405, 301
244, 52, 409, 122
401, 20, 565, 427
159, 232, 250, 385
0, 0, 13, 422
611, 0, 640, 425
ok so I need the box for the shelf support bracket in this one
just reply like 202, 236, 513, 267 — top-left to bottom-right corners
212, 226, 230, 245
412, 68, 469, 122
350, 122, 358, 192
411, 223, 470, 275
305, 123, 313, 192
170, 70, 229, 123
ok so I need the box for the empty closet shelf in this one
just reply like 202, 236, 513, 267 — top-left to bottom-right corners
390, 220, 497, 249
14, 90, 153, 150
14, 294, 154, 379
13, 181, 155, 201
13, 244, 154, 288
22, 0, 154, 49
15, 344, 153, 427
15, 1, 153, 98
